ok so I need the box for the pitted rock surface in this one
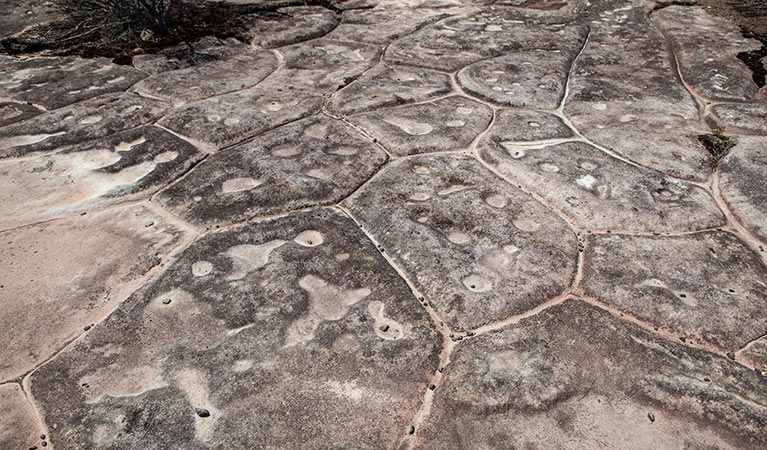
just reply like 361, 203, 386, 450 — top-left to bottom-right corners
344, 154, 578, 330
28, 209, 440, 449
327, 7, 449, 44
0, 101, 42, 128
718, 136, 767, 242
242, 6, 338, 48
157, 116, 387, 226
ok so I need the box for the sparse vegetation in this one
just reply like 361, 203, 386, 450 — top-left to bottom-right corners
698, 127, 735, 169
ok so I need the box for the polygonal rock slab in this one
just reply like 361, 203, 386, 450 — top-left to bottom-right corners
0, 92, 170, 158
343, 154, 578, 330
478, 140, 725, 232
740, 337, 767, 372
258, 38, 380, 93
652, 6, 762, 102
718, 136, 767, 243
326, 64, 452, 116
0, 56, 147, 109
0, 205, 189, 381
457, 49, 575, 109
157, 116, 387, 226
711, 103, 767, 135
564, 6, 710, 181
385, 10, 586, 72
583, 232, 767, 352
28, 209, 441, 449
414, 300, 767, 449
157, 88, 324, 151
131, 40, 278, 103
481, 109, 574, 142
0, 126, 204, 230
349, 96, 493, 156
0, 384, 41, 449
242, 6, 338, 48
0, 101, 43, 128
132, 36, 250, 75
327, 7, 447, 44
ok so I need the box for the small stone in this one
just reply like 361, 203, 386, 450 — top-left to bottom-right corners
195, 408, 210, 418
648, 412, 655, 423
727, 352, 736, 360
429, 384, 436, 390
40, 434, 45, 440
162, 298, 172, 305
41, 443, 47, 448
379, 325, 390, 332
83, 325, 91, 331
408, 425, 415, 435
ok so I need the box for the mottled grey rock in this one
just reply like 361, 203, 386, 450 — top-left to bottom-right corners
711, 103, 767, 135
344, 154, 578, 330
157, 116, 387, 226
0, 0, 60, 39
327, 7, 448, 44
565, 6, 710, 181
326, 64, 453, 116
258, 38, 380, 93
0, 126, 204, 230
349, 96, 493, 156
242, 6, 338, 48
583, 232, 767, 351
131, 40, 277, 103
478, 140, 725, 232
157, 88, 323, 151
0, 56, 147, 109
481, 109, 575, 142
718, 136, 767, 242
132, 36, 246, 75
28, 209, 440, 449
0, 384, 40, 449
652, 6, 762, 102
741, 336, 767, 372
385, 9, 587, 72
0, 101, 42, 128
0, 205, 189, 381
0, 93, 170, 158
457, 48, 575, 109
415, 300, 767, 449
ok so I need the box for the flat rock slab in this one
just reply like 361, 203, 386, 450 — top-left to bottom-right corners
327, 7, 448, 44
242, 6, 338, 48
564, 6, 710, 181
349, 96, 493, 156
132, 36, 253, 75
711, 103, 767, 135
326, 64, 452, 116
385, 9, 587, 72
480, 109, 574, 142
652, 6, 762, 102
0, 384, 40, 449
741, 337, 767, 372
344, 154, 578, 330
718, 136, 767, 243
0, 101, 42, 128
0, 56, 147, 109
415, 300, 767, 449
0, 92, 170, 158
583, 232, 767, 352
131, 41, 278, 103
259, 38, 381, 93
157, 88, 323, 151
0, 205, 188, 381
478, 139, 725, 233
0, 126, 204, 231
28, 209, 440, 449
157, 116, 387, 226
457, 49, 575, 109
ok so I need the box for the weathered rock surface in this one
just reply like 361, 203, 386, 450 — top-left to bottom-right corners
243, 6, 338, 48
0, 92, 170, 158
157, 116, 387, 226
0, 56, 147, 109
344, 154, 578, 330
0, 205, 189, 381
711, 103, 767, 135
157, 88, 323, 151
479, 138, 725, 232
131, 39, 278, 103
0, 384, 40, 449
0, 101, 42, 128
652, 5, 763, 102
259, 38, 380, 93
28, 209, 440, 449
327, 6, 448, 44
0, 126, 204, 230
349, 96, 493, 156
740, 336, 767, 372
718, 136, 767, 242
415, 300, 767, 449
326, 64, 453, 116
583, 232, 767, 352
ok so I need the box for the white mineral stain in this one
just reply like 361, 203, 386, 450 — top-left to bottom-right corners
481, 247, 520, 279
513, 216, 541, 232
409, 192, 431, 201
485, 194, 508, 208
329, 146, 358, 155
462, 274, 493, 293
174, 369, 219, 442
456, 107, 473, 115
222, 177, 262, 193
413, 165, 431, 174
1, 131, 66, 148
294, 230, 325, 247
232, 359, 253, 372
79, 115, 103, 124
417, 216, 429, 223
576, 174, 598, 189
305, 168, 331, 180
592, 103, 608, 111
384, 117, 433, 135
539, 162, 560, 173
153, 151, 178, 163
223, 240, 286, 280
192, 260, 214, 277
446, 120, 466, 127
368, 301, 404, 340
335, 253, 350, 261
447, 231, 472, 245
114, 136, 146, 152
271, 144, 301, 157
438, 184, 472, 196
284, 275, 371, 347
